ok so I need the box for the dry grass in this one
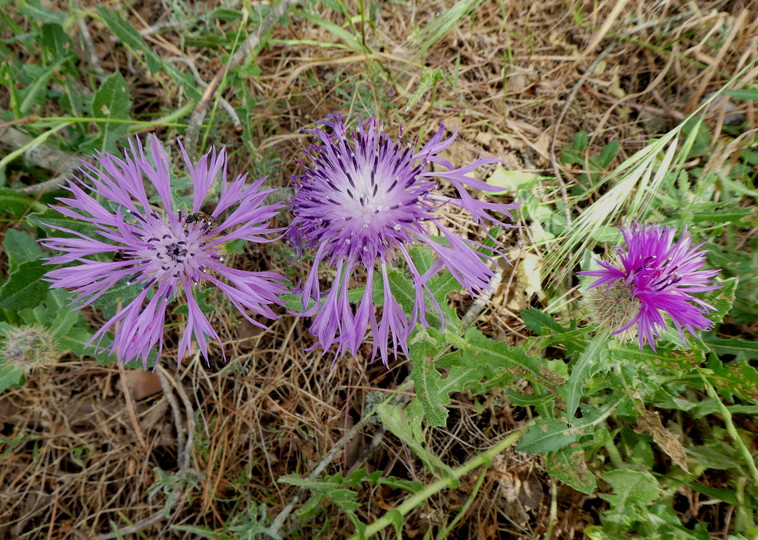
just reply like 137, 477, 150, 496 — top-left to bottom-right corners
1, 0, 755, 537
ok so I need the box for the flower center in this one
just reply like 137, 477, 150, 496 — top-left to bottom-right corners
125, 212, 219, 283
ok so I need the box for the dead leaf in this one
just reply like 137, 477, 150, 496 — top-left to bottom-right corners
635, 408, 689, 473
118, 370, 162, 400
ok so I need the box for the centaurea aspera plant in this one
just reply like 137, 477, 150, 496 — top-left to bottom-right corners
579, 222, 720, 350
42, 135, 287, 367
288, 116, 520, 366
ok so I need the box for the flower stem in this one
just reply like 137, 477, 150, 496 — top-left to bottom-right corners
698, 369, 758, 482
349, 423, 531, 539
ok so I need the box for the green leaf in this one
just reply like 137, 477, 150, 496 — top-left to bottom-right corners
599, 469, 661, 510
703, 336, 758, 361
28, 209, 101, 238
701, 276, 737, 326
564, 334, 610, 419
0, 189, 37, 218
90, 72, 131, 154
547, 445, 597, 495
92, 281, 142, 319
725, 89, 758, 102
3, 229, 42, 271
97, 9, 162, 73
39, 23, 74, 61
459, 327, 551, 388
517, 418, 578, 455
408, 328, 449, 427
19, 289, 79, 338
0, 260, 48, 310
0, 360, 25, 395
521, 308, 563, 335
19, 0, 67, 24
376, 403, 453, 478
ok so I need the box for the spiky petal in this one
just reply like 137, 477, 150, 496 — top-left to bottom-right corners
42, 135, 287, 367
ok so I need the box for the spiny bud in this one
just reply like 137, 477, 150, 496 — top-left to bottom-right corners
583, 279, 640, 344
0, 325, 58, 373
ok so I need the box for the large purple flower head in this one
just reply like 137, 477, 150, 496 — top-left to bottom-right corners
41, 135, 287, 367
288, 115, 520, 366
579, 222, 721, 350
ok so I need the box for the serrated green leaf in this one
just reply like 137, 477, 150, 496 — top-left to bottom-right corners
408, 329, 449, 427
599, 469, 661, 509
3, 229, 42, 271
521, 308, 563, 335
460, 327, 550, 387
376, 403, 452, 478
517, 418, 578, 455
547, 445, 597, 495
702, 276, 737, 326
564, 334, 610, 419
0, 260, 48, 310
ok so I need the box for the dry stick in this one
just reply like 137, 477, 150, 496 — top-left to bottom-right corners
183, 0, 301, 158
117, 362, 149, 451
0, 124, 81, 194
549, 42, 615, 227
166, 57, 241, 129
270, 273, 506, 534
70, 0, 106, 80
156, 367, 188, 469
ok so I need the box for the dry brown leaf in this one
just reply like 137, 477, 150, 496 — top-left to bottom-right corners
635, 408, 690, 473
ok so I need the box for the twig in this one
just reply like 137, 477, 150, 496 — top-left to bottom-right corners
166, 57, 241, 128
118, 362, 149, 451
156, 367, 188, 469
0, 124, 81, 194
461, 269, 503, 331
92, 511, 166, 540
183, 0, 301, 158
549, 43, 615, 228
71, 0, 106, 79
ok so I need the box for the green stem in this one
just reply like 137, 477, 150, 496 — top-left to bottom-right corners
698, 369, 758, 482
349, 423, 531, 540
0, 124, 67, 171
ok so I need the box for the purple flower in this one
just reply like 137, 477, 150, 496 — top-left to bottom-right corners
579, 222, 720, 350
41, 135, 287, 367
288, 115, 520, 366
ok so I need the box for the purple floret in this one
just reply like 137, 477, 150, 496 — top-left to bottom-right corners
42, 135, 287, 367
288, 115, 520, 366
579, 222, 721, 350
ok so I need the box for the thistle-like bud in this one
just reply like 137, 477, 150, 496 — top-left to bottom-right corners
0, 325, 58, 373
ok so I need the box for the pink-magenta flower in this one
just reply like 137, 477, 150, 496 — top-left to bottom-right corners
579, 222, 720, 350
41, 135, 287, 367
288, 116, 520, 366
